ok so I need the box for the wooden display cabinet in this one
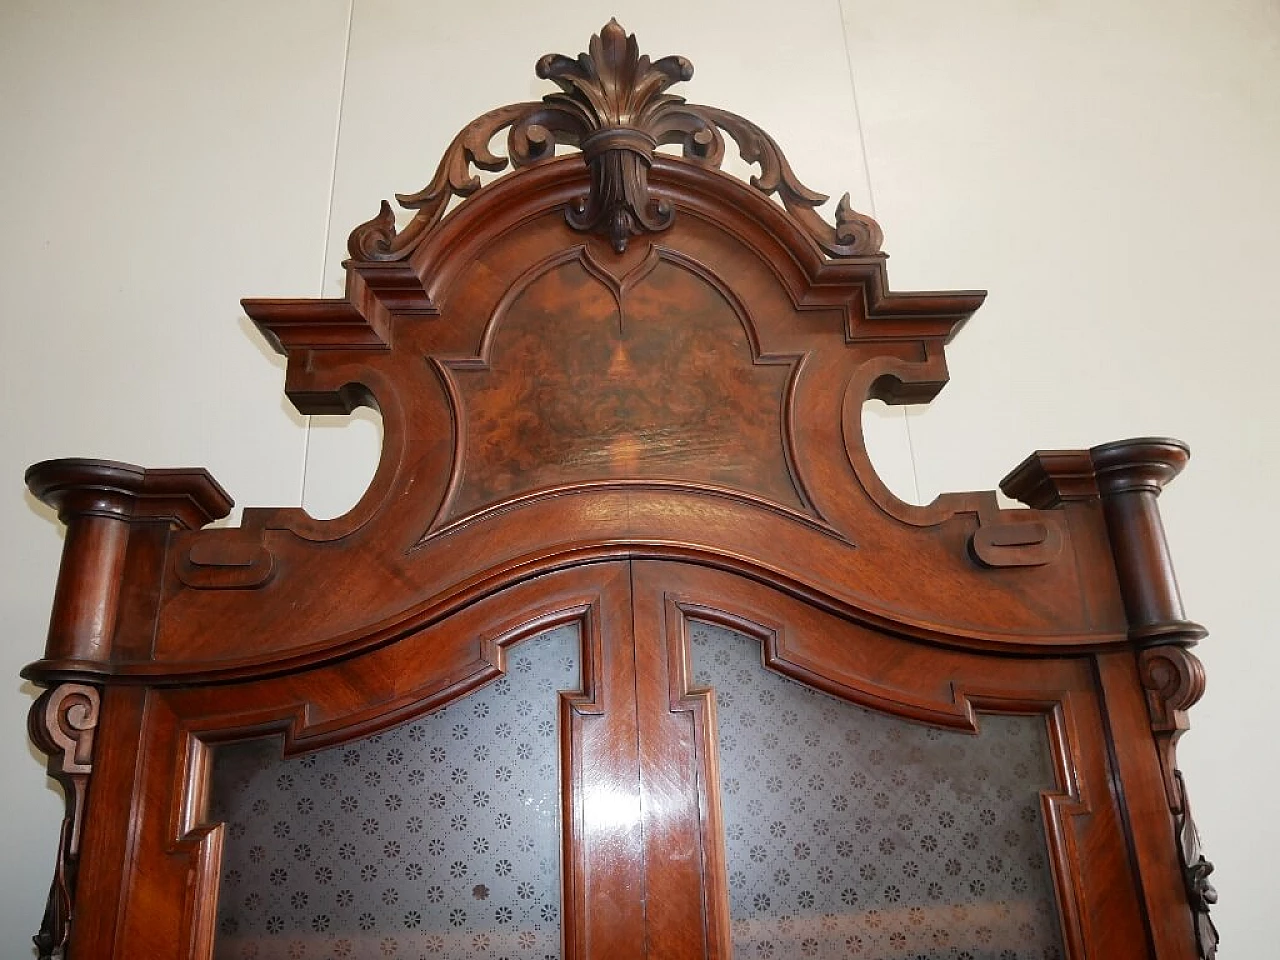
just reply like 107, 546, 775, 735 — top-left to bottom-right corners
23, 21, 1217, 960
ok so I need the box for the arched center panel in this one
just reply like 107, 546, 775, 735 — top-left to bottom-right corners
441, 246, 804, 521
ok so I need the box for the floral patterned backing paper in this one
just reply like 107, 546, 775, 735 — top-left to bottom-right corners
210, 624, 580, 960
209, 618, 1067, 960
689, 620, 1067, 960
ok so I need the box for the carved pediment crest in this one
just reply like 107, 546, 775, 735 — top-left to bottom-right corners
350, 19, 883, 259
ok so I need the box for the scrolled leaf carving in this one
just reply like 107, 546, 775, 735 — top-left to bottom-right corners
1175, 771, 1220, 959
28, 682, 101, 960
348, 19, 882, 260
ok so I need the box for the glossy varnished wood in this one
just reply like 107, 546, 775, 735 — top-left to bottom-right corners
633, 561, 1150, 960
22, 21, 1214, 960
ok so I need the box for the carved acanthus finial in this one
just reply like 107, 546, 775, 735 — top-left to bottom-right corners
536, 20, 688, 252
536, 19, 693, 130
348, 21, 883, 260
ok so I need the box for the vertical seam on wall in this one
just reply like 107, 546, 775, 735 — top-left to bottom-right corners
837, 0, 924, 506
901, 408, 922, 505
301, 0, 357, 509
837, 0, 878, 220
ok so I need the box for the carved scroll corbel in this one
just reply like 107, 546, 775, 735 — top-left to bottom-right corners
1138, 644, 1204, 810
28, 682, 101, 959
1139, 645, 1219, 959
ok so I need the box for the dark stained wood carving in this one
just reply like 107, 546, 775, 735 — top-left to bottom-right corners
28, 683, 100, 960
1174, 770, 1220, 960
20, 21, 1216, 960
348, 19, 881, 260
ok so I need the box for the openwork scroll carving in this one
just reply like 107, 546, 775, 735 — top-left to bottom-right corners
1139, 646, 1218, 959
28, 683, 101, 960
349, 19, 882, 259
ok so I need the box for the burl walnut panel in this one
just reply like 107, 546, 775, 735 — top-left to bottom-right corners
443, 246, 802, 520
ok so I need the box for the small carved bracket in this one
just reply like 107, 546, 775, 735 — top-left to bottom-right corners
27, 682, 101, 960
969, 516, 1060, 567
177, 534, 276, 590
1139, 644, 1205, 812
1000, 449, 1099, 509
968, 482, 1064, 568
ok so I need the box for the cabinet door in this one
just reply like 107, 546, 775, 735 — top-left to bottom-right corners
198, 562, 651, 960
76, 564, 646, 958
210, 623, 582, 960
630, 560, 1152, 960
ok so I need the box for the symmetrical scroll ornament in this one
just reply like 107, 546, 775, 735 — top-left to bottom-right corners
28, 683, 101, 960
1138, 646, 1218, 959
349, 19, 882, 259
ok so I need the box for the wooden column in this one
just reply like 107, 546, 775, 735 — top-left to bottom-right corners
1091, 438, 1218, 960
23, 459, 231, 958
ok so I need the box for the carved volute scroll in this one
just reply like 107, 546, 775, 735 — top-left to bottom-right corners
28, 683, 101, 960
348, 19, 882, 259
1137, 644, 1205, 810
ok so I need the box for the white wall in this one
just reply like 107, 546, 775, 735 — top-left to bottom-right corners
2, 2, 1275, 955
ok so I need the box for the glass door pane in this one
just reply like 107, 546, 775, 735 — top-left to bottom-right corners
209, 624, 580, 960
690, 621, 1065, 960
